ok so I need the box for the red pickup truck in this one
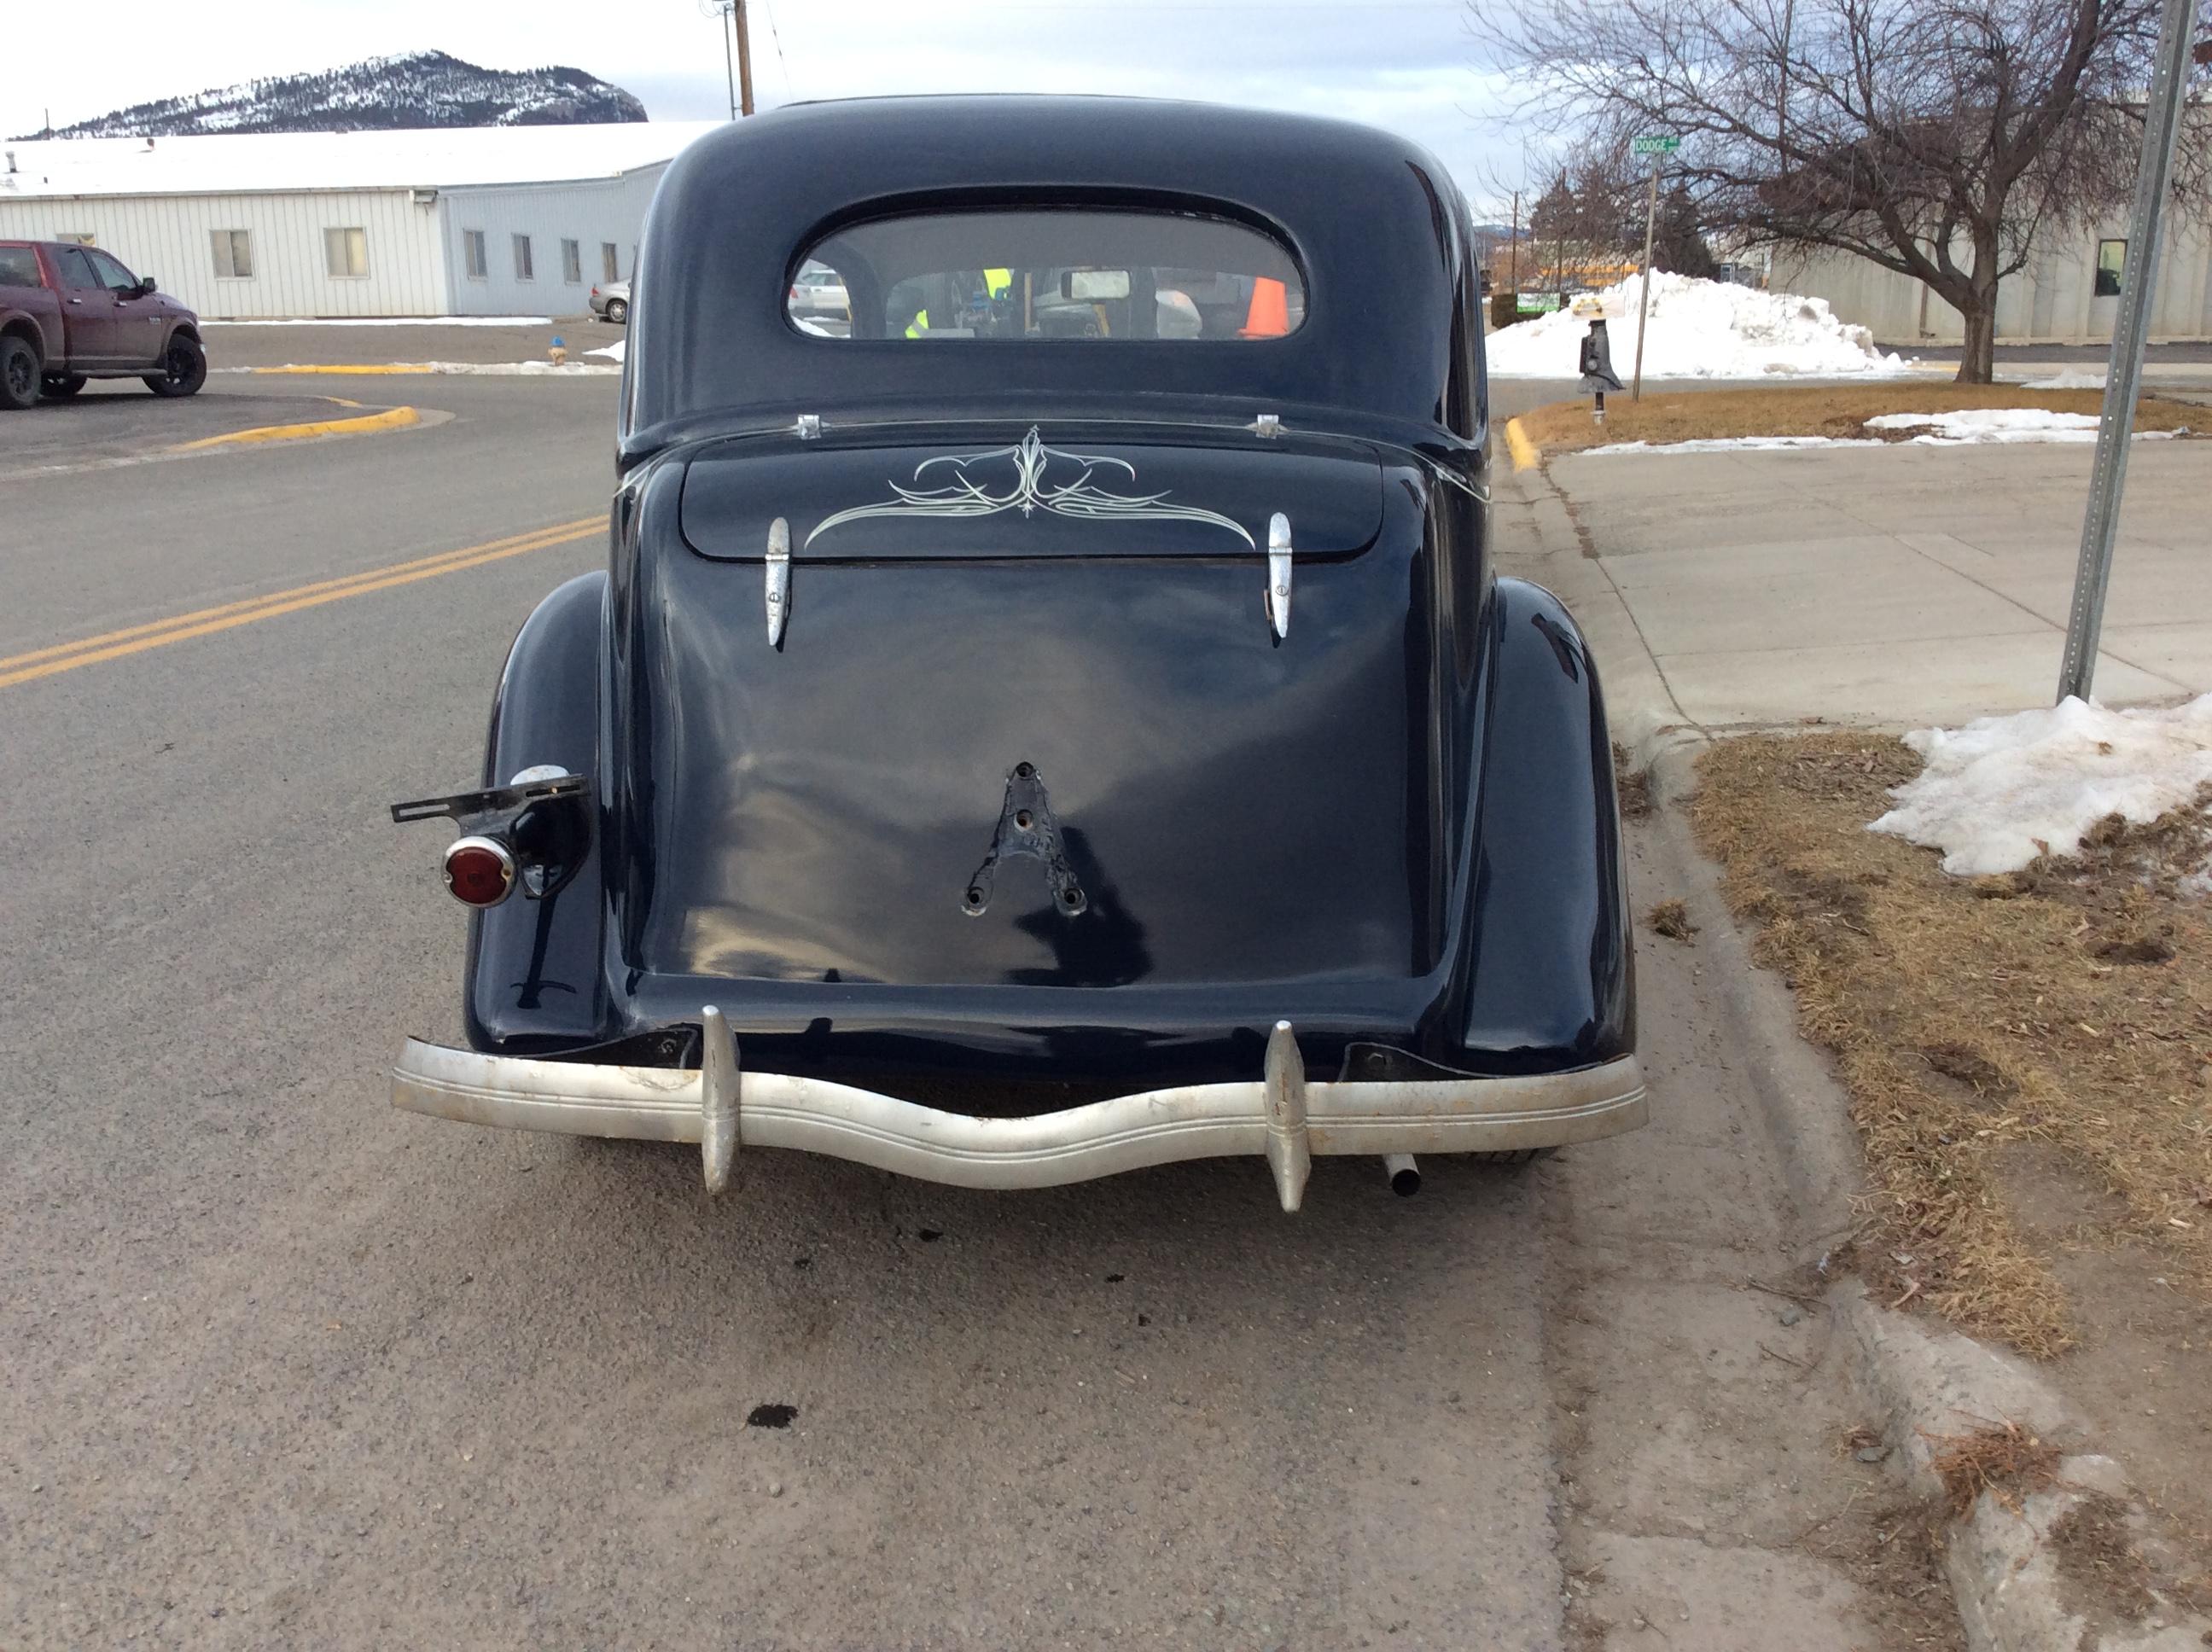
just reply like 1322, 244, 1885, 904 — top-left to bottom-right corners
0, 241, 206, 410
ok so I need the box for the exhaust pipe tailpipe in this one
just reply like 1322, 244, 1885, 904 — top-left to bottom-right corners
1382, 1153, 1420, 1196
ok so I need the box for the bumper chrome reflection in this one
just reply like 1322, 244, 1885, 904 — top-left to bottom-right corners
390, 1014, 1645, 1211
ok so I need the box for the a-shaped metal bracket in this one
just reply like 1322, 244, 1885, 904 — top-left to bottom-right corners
962, 761, 1086, 917
1266, 512, 1294, 640
764, 516, 791, 646
390, 772, 593, 900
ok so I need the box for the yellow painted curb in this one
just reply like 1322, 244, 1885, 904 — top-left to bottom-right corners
1504, 417, 1541, 473
246, 364, 439, 375
171, 404, 421, 452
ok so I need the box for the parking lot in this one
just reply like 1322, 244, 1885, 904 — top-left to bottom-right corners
0, 348, 1979, 1649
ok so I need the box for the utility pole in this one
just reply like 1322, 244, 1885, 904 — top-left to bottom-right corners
2056, 0, 2197, 702
719, 3, 736, 121
735, 0, 756, 117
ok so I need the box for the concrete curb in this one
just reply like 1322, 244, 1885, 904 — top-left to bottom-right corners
1639, 741, 2212, 1652
169, 404, 420, 451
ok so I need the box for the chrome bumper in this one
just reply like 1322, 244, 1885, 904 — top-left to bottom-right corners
390, 1010, 1645, 1211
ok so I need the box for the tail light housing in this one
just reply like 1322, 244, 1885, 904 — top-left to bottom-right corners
443, 835, 516, 907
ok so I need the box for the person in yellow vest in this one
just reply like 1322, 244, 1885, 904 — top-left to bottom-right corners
905, 270, 1013, 336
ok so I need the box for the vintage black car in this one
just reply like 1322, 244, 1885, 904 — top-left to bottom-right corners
390, 96, 1642, 1210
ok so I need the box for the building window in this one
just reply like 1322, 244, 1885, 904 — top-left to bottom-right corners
211, 229, 253, 280
513, 234, 534, 282
324, 226, 369, 279
562, 238, 582, 284
602, 241, 620, 282
55, 231, 96, 246
463, 230, 488, 280
2094, 238, 2126, 298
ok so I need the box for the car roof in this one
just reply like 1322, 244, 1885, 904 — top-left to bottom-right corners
622, 96, 1476, 462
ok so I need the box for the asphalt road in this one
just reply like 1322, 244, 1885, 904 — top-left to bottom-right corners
0, 369, 1947, 1650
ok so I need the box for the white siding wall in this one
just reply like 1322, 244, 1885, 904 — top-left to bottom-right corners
437, 164, 665, 317
1773, 209, 2212, 345
0, 188, 445, 318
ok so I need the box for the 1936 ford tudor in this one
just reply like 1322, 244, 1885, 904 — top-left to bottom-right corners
389, 96, 1643, 1210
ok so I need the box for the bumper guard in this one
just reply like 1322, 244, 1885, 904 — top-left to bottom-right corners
391, 1010, 1645, 1211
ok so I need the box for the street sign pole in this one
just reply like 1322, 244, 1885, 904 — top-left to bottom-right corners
1633, 160, 1660, 401
2055, 0, 2196, 703
1627, 136, 1679, 402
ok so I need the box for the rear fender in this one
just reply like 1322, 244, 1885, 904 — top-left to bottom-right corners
1456, 578, 1634, 1068
463, 570, 615, 1052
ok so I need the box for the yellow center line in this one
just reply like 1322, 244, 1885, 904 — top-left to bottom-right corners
0, 516, 602, 691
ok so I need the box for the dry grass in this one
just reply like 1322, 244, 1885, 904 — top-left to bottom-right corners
1647, 898, 1698, 942
1693, 734, 2212, 1356
1518, 382, 2206, 456
1922, 1417, 2061, 1518
1613, 741, 1654, 820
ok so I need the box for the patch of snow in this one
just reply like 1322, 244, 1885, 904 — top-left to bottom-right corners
202, 317, 554, 327
1865, 408, 2182, 445
1487, 272, 1914, 380
1580, 435, 1880, 456
1869, 694, 2212, 875
0, 124, 719, 198
584, 338, 625, 362
2020, 369, 2107, 391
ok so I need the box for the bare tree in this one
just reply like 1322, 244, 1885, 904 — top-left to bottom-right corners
1470, 0, 2206, 381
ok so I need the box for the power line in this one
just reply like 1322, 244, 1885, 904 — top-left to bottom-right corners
761, 0, 796, 101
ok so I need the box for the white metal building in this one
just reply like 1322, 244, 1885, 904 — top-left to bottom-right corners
1773, 209, 2212, 346
0, 124, 719, 319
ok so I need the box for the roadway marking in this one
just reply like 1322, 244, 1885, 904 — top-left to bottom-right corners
1504, 417, 1542, 472
168, 404, 421, 451
0, 517, 601, 690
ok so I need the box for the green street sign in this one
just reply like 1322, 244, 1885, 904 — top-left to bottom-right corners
1516, 293, 1563, 313
1631, 135, 1682, 155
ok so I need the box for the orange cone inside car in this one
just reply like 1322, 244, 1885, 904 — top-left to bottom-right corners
1239, 276, 1290, 338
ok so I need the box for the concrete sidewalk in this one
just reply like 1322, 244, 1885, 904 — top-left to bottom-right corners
1497, 438, 2212, 734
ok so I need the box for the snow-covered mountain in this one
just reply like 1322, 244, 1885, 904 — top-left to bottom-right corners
22, 51, 647, 140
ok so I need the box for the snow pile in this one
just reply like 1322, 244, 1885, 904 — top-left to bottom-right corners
1866, 408, 2182, 445
1486, 272, 1913, 379
203, 317, 552, 328
2022, 369, 2107, 391
1584, 435, 1879, 456
1869, 693, 2212, 875
585, 339, 625, 363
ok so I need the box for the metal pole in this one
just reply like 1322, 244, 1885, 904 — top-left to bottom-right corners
735, 0, 756, 116
1509, 189, 1519, 301
1632, 159, 1660, 401
2055, 0, 2197, 703
719, 3, 736, 121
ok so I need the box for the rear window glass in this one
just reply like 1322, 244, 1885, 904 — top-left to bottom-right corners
795, 209, 1304, 341
0, 247, 40, 288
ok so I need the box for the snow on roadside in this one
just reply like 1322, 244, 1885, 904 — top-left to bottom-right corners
1487, 272, 1913, 380
210, 361, 621, 376
1869, 694, 2212, 876
585, 339, 625, 363
1866, 408, 2184, 445
1581, 435, 1881, 456
2020, 369, 2107, 391
201, 316, 553, 327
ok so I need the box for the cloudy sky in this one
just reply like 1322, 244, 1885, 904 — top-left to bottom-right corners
3, 0, 1549, 212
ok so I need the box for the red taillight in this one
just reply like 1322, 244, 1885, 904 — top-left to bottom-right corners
443, 835, 515, 907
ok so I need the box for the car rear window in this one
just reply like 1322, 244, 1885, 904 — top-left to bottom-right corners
0, 247, 40, 288
794, 209, 1305, 342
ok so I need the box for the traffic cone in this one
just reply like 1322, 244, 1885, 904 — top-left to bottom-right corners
1238, 277, 1290, 338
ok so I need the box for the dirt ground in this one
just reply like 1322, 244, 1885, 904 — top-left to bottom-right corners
1516, 383, 2207, 454
1685, 733, 2212, 1601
